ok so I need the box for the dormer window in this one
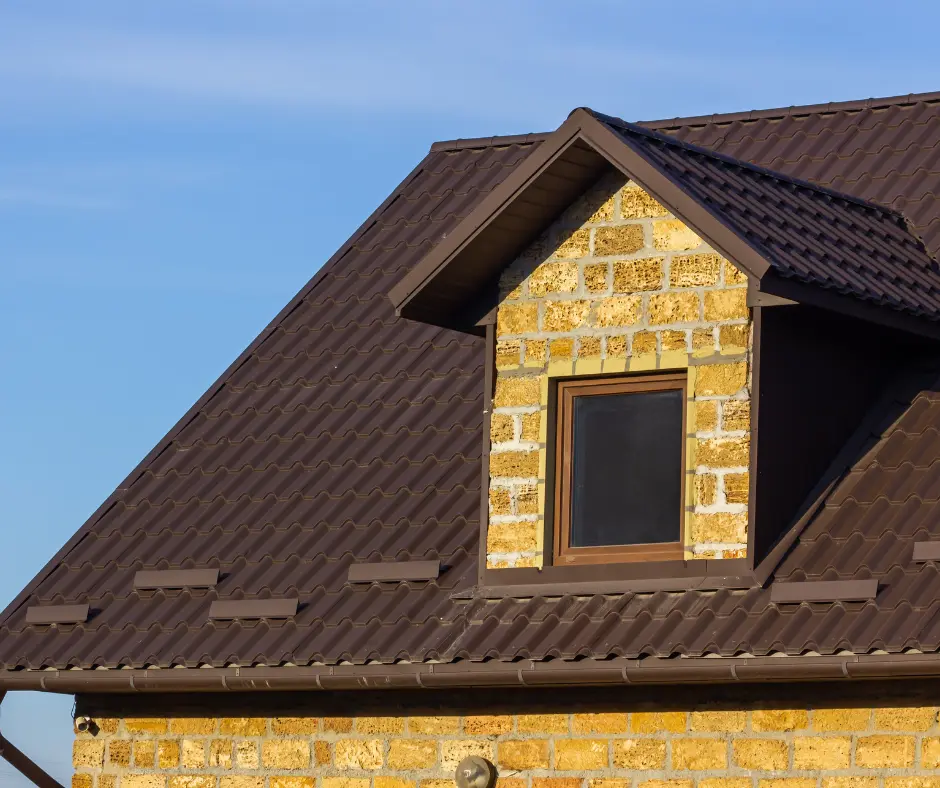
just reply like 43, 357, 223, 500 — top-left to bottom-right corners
553, 372, 686, 564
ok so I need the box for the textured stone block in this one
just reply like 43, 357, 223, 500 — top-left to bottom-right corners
517, 484, 539, 515
487, 520, 538, 553
692, 512, 748, 543
72, 740, 105, 769
719, 324, 749, 351
621, 185, 668, 219
595, 225, 645, 256
388, 739, 437, 769
922, 737, 940, 767
159, 740, 180, 769
856, 735, 915, 768
722, 401, 750, 431
596, 296, 641, 327
235, 741, 259, 769
579, 337, 602, 357
170, 719, 217, 735
606, 335, 627, 357
697, 436, 750, 467
271, 779, 316, 788
543, 300, 590, 331
612, 738, 666, 769
322, 780, 370, 788
590, 781, 629, 788
690, 710, 747, 732
551, 227, 591, 259
524, 339, 547, 363
529, 262, 580, 295
724, 261, 748, 284
752, 709, 808, 731
670, 254, 722, 287
875, 706, 937, 731
673, 738, 728, 770
531, 779, 582, 788
632, 331, 657, 354
334, 739, 383, 770
126, 718, 169, 735
661, 329, 687, 351
495, 340, 522, 368
489, 451, 539, 478
705, 290, 748, 321
614, 258, 663, 292
632, 711, 687, 733
490, 414, 514, 444
169, 778, 213, 788
555, 739, 608, 770
758, 781, 815, 788
793, 737, 850, 769
180, 740, 204, 769
262, 739, 310, 770
108, 740, 131, 767
813, 708, 871, 731
220, 779, 265, 788
724, 473, 749, 504
494, 376, 541, 408
692, 327, 715, 350
219, 718, 267, 736
653, 220, 701, 251
732, 739, 788, 770
314, 741, 331, 766
489, 488, 511, 516
822, 780, 878, 788
209, 739, 233, 768
134, 741, 156, 768
518, 713, 569, 733
497, 739, 550, 769
72, 776, 93, 788
122, 777, 166, 788
639, 780, 693, 788
886, 780, 940, 788
322, 717, 354, 733
700, 780, 751, 788
375, 779, 416, 788
573, 712, 628, 733
550, 338, 574, 359
465, 715, 513, 735
695, 363, 747, 396
442, 740, 493, 771
695, 474, 717, 507
696, 401, 718, 432
649, 292, 700, 324
585, 264, 609, 292
498, 303, 539, 336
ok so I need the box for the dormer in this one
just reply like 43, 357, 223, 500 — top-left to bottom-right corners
391, 108, 940, 589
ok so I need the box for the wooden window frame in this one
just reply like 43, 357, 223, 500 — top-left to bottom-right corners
553, 371, 687, 566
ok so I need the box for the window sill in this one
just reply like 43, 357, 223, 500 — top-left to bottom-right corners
456, 558, 753, 599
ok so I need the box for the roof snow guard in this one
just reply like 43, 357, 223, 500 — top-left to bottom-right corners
391, 108, 940, 337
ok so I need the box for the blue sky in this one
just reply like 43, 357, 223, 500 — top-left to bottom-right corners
1, 1, 939, 783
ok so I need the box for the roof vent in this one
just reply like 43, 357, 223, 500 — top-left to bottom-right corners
207, 599, 298, 620
347, 560, 441, 583
770, 579, 878, 604
25, 604, 90, 625
134, 569, 219, 590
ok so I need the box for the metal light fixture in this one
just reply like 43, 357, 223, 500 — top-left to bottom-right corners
74, 716, 98, 735
454, 756, 496, 788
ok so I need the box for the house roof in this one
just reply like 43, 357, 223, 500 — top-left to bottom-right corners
4, 91, 940, 690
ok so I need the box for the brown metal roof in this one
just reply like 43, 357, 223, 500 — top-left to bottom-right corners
4, 91, 940, 683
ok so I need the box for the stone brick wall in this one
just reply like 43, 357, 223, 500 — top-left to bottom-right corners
72, 704, 940, 788
489, 173, 752, 568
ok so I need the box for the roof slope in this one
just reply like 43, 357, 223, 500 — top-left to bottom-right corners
4, 92, 940, 675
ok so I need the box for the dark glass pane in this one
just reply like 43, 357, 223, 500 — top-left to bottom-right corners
569, 388, 683, 547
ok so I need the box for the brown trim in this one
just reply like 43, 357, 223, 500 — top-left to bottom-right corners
746, 306, 762, 570
10, 652, 940, 694
429, 132, 549, 153
134, 569, 219, 590
478, 322, 496, 585
770, 579, 879, 604
0, 692, 66, 788
347, 560, 440, 583
747, 278, 796, 307
207, 599, 298, 620
25, 605, 88, 625
913, 542, 940, 561
553, 372, 687, 565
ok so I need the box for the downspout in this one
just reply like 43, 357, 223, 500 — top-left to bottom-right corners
0, 692, 66, 788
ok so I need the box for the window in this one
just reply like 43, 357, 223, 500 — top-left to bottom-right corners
553, 372, 686, 564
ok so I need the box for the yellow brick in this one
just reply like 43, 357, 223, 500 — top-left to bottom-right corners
596, 295, 641, 327
489, 487, 511, 515
604, 335, 626, 357
793, 736, 850, 769
322, 780, 370, 788
732, 739, 788, 770
695, 474, 717, 507
695, 363, 747, 396
573, 713, 628, 733
322, 717, 353, 733
552, 227, 591, 259
691, 512, 748, 543
719, 324, 749, 351
495, 340, 521, 368
99, 778, 117, 788
221, 779, 265, 788
334, 739, 383, 770
494, 376, 540, 408
388, 739, 437, 769
631, 711, 687, 733
489, 451, 539, 478
550, 338, 574, 359
670, 254, 721, 287
235, 741, 259, 769
613, 258, 664, 292
490, 414, 514, 444
856, 735, 915, 768
886, 780, 940, 788
595, 225, 645, 256
169, 778, 213, 788
579, 189, 615, 223
517, 713, 569, 733
661, 329, 687, 351
823, 780, 878, 788
621, 185, 668, 218
179, 739, 204, 769
585, 264, 608, 292
875, 706, 937, 731
698, 436, 750, 467
170, 719, 217, 735
73, 777, 93, 788
700, 780, 751, 788
753, 709, 808, 731
639, 781, 693, 788
517, 484, 539, 515
724, 473, 749, 504
724, 261, 748, 285
648, 292, 700, 324
159, 740, 180, 769
134, 741, 156, 768
544, 299, 590, 332
487, 520, 538, 553
122, 777, 165, 788
126, 718, 168, 735
759, 781, 815, 788
497, 739, 550, 769
673, 738, 728, 770
314, 741, 331, 766
442, 740, 493, 771
590, 781, 630, 788
262, 739, 310, 770
692, 327, 715, 350
219, 718, 267, 736
653, 220, 701, 251
498, 303, 539, 336
532, 780, 582, 788
465, 715, 513, 735
209, 739, 233, 768
722, 401, 750, 431
555, 739, 608, 770
631, 331, 657, 354
529, 262, 580, 295
495, 782, 526, 788
923, 737, 940, 768
375, 779, 416, 788
690, 710, 747, 732
705, 289, 748, 321
108, 740, 131, 767
524, 339, 546, 363
579, 337, 602, 358
72, 740, 104, 769
696, 401, 718, 432
271, 779, 316, 788
612, 738, 666, 769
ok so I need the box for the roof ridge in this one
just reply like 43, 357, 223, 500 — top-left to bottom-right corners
428, 132, 549, 153
589, 109, 910, 219
641, 89, 940, 130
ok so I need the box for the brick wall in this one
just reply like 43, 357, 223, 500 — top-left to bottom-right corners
72, 704, 940, 788
489, 173, 752, 568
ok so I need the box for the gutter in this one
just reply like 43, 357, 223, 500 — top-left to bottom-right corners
3, 653, 940, 694
0, 692, 65, 788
